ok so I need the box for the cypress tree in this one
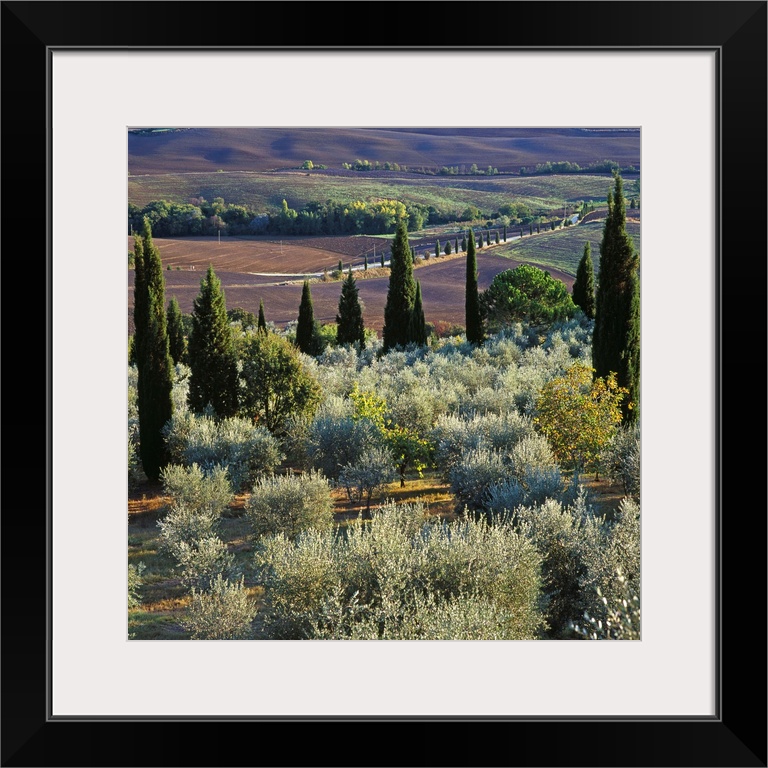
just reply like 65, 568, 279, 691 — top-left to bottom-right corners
296, 280, 320, 355
380, 251, 385, 268
257, 299, 267, 333
382, 221, 417, 353
572, 242, 596, 319
187, 264, 239, 418
364, 253, 368, 271
592, 174, 640, 424
166, 296, 187, 365
444, 240, 452, 256
407, 280, 428, 346
336, 269, 366, 349
133, 219, 174, 480
494, 231, 500, 244
435, 240, 440, 259
465, 229, 484, 345
455, 237, 459, 253
503, 225, 507, 242
478, 231, 483, 247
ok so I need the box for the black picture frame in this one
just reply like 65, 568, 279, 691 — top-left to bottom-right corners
4, 2, 765, 766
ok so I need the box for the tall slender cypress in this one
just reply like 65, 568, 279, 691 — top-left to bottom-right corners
592, 174, 640, 424
407, 280, 428, 346
187, 264, 239, 417
382, 221, 417, 353
572, 242, 596, 319
336, 269, 366, 349
257, 299, 267, 333
166, 296, 187, 365
296, 280, 319, 355
465, 229, 484, 344
133, 219, 174, 480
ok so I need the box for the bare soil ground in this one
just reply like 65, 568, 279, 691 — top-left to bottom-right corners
128, 234, 574, 335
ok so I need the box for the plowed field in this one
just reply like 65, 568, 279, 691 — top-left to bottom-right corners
128, 235, 574, 336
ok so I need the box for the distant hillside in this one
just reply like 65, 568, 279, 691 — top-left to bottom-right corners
128, 127, 640, 176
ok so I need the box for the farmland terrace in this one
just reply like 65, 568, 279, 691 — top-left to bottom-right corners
127, 233, 578, 336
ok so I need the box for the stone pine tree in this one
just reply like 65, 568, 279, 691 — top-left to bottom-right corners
187, 264, 239, 418
382, 221, 417, 353
592, 173, 640, 424
133, 219, 174, 480
296, 280, 320, 355
336, 269, 366, 349
407, 280, 428, 346
465, 228, 484, 345
257, 299, 267, 333
166, 296, 187, 365
572, 242, 596, 319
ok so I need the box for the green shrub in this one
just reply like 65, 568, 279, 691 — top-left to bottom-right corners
306, 414, 382, 481
183, 574, 257, 640
173, 535, 236, 590
162, 413, 283, 491
253, 502, 545, 640
128, 561, 146, 610
337, 447, 396, 510
160, 463, 233, 517
246, 470, 333, 540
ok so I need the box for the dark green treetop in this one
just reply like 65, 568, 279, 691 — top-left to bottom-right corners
336, 269, 366, 349
187, 264, 239, 418
382, 221, 417, 353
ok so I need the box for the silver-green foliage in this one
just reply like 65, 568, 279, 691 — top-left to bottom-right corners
173, 535, 236, 590
571, 570, 640, 640
161, 463, 234, 518
246, 470, 333, 540
157, 465, 233, 572
128, 561, 146, 610
183, 573, 257, 640
337, 447, 396, 508
513, 492, 640, 638
431, 411, 536, 472
306, 414, 382, 480
162, 412, 283, 491
448, 448, 509, 512
602, 423, 641, 502
253, 502, 545, 640
579, 497, 640, 617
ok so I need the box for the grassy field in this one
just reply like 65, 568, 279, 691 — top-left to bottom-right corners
492, 218, 641, 276
128, 169, 633, 215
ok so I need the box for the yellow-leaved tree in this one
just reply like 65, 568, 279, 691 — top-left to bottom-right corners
534, 363, 627, 479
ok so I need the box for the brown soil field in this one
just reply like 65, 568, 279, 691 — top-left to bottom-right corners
128, 235, 574, 336
129, 127, 641, 176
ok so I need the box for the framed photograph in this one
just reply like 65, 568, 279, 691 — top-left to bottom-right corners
7, 1, 765, 765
